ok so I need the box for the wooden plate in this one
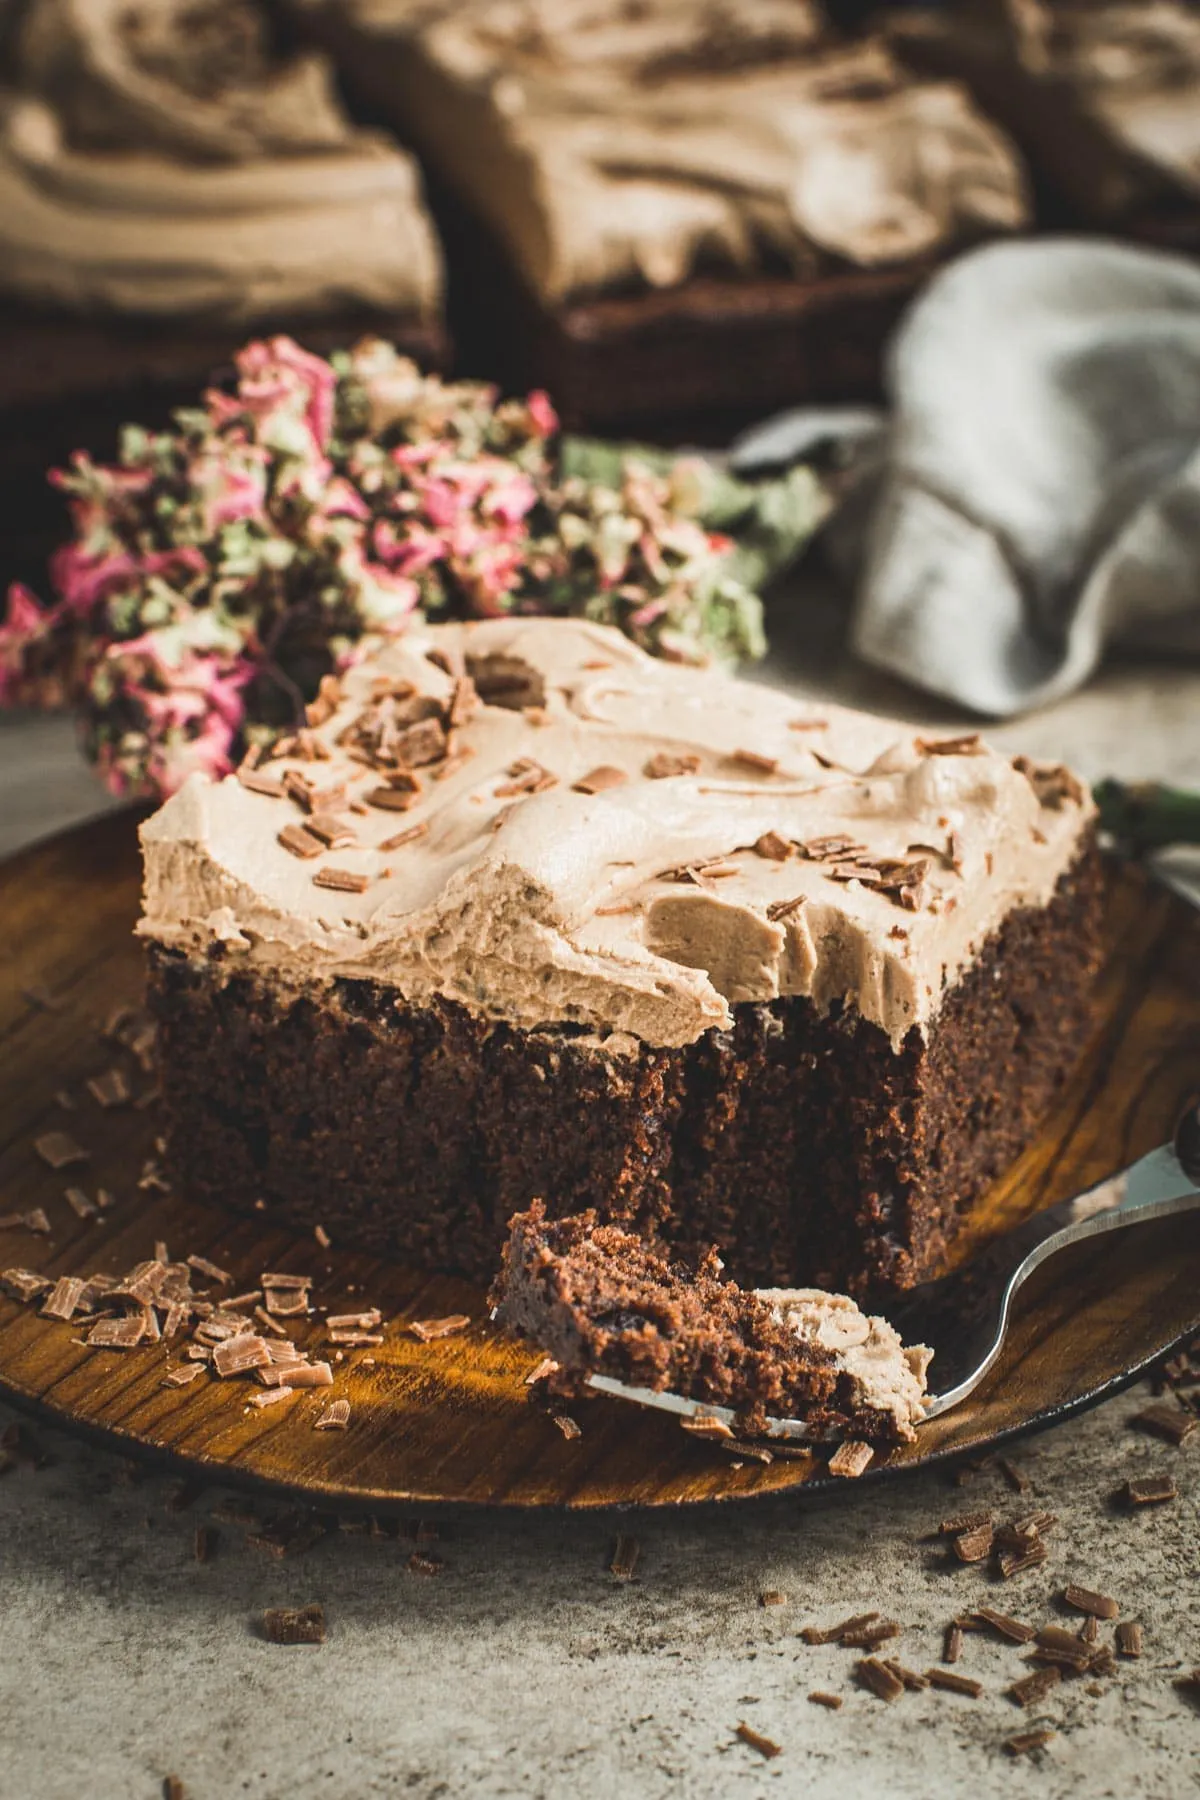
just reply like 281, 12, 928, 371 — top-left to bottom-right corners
1, 814, 1198, 1510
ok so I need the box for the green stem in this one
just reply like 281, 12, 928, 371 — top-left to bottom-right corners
1094, 779, 1200, 854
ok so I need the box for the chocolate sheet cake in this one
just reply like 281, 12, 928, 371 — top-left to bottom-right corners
492, 1201, 932, 1443
140, 617, 1103, 1296
286, 0, 1031, 432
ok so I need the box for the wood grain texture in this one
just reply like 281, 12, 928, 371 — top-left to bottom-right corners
0, 813, 1198, 1509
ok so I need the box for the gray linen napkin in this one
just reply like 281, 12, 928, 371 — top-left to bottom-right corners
732, 237, 1200, 717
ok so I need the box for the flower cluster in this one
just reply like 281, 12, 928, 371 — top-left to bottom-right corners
0, 336, 766, 798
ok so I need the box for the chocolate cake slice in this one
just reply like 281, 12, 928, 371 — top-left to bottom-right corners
140, 615, 1104, 1298
492, 1202, 931, 1443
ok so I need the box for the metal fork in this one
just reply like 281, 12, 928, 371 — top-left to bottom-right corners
586, 1102, 1200, 1438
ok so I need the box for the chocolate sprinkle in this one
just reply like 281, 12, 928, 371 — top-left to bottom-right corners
34, 1131, 88, 1170
1062, 1583, 1119, 1621
734, 1722, 781, 1759
925, 1668, 983, 1698
828, 1440, 874, 1479
1005, 1729, 1055, 1756
312, 867, 371, 894
807, 1692, 843, 1711
572, 765, 629, 794
1131, 1402, 1196, 1445
1007, 1666, 1062, 1709
277, 824, 323, 860
1123, 1474, 1177, 1506
855, 1658, 905, 1702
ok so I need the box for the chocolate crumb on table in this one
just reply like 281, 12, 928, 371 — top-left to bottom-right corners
972, 1608, 1037, 1645
943, 1624, 964, 1664
925, 1669, 984, 1698
807, 1692, 843, 1711
407, 1549, 444, 1576
951, 1522, 995, 1563
800, 1612, 880, 1646
609, 1535, 640, 1582
1131, 1402, 1196, 1445
1115, 1622, 1144, 1658
1005, 1729, 1056, 1757
261, 1603, 326, 1645
734, 1722, 781, 1759
1030, 1626, 1094, 1672
1062, 1583, 1119, 1621
1008, 1667, 1063, 1708
551, 1413, 581, 1440
193, 1526, 216, 1563
162, 1777, 185, 1800
758, 1591, 787, 1608
855, 1658, 906, 1702
840, 1619, 901, 1650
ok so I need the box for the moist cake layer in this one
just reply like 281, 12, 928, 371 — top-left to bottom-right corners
140, 617, 1095, 1052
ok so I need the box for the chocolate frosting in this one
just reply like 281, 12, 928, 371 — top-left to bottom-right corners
889, 1, 1200, 216
139, 618, 1094, 1051
0, 0, 442, 319
294, 0, 1029, 302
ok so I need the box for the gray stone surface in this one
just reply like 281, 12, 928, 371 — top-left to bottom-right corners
1, 595, 1198, 1799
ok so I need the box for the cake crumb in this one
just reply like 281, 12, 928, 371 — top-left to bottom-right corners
262, 1603, 325, 1644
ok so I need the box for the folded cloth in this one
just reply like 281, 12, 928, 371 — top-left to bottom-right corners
732, 237, 1200, 717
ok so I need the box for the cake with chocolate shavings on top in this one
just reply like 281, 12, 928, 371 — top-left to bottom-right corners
140, 615, 1103, 1297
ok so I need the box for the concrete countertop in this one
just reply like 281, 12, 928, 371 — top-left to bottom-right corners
1, 585, 1197, 1800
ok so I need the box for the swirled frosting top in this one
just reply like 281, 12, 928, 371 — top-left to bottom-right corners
139, 618, 1094, 1051
888, 1, 1200, 210
0, 0, 441, 320
296, 0, 1029, 302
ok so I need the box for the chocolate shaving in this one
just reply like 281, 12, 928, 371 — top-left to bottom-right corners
841, 1620, 901, 1650
525, 1356, 558, 1385
305, 813, 358, 850
365, 785, 420, 811
1115, 1621, 1143, 1658
943, 1624, 964, 1664
1, 1268, 53, 1302
379, 821, 430, 851
0, 1207, 52, 1234
261, 1603, 325, 1645
87, 1315, 146, 1348
406, 1314, 470, 1342
972, 1608, 1036, 1645
997, 1456, 1032, 1494
194, 1525, 216, 1562
609, 1535, 640, 1581
212, 1334, 272, 1377
260, 1362, 332, 1389
1122, 1474, 1177, 1505
758, 1590, 787, 1607
998, 1540, 1048, 1580
315, 1399, 351, 1431
680, 1414, 735, 1441
1012, 755, 1085, 808
1007, 1666, 1062, 1708
752, 831, 792, 861
277, 823, 323, 859
40, 1277, 86, 1321
882, 1661, 929, 1692
807, 1692, 843, 1710
312, 867, 370, 894
163, 1364, 205, 1387
326, 1309, 382, 1331
952, 1523, 995, 1564
1062, 1583, 1118, 1621
1030, 1625, 1093, 1671
186, 1254, 231, 1285
938, 1509, 992, 1536
828, 1440, 874, 1479
1131, 1401, 1195, 1444
855, 1658, 905, 1702
800, 1612, 879, 1646
572, 766, 629, 795
1005, 1729, 1055, 1756
552, 1413, 581, 1440
734, 1722, 781, 1759
925, 1668, 983, 1698
644, 752, 700, 779
34, 1131, 88, 1170
86, 1068, 131, 1108
327, 1330, 384, 1347
248, 1387, 294, 1409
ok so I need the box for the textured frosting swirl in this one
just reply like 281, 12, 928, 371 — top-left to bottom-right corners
0, 0, 441, 320
139, 617, 1094, 1051
294, 0, 1029, 303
